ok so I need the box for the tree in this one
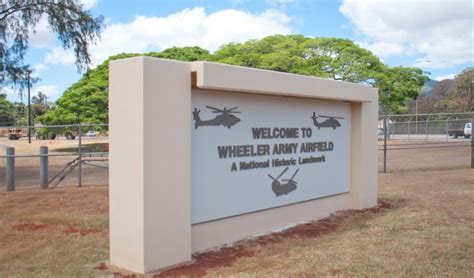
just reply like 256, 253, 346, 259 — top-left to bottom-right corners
39, 47, 212, 125
0, 93, 15, 125
40, 35, 429, 123
376, 66, 429, 113
215, 35, 426, 112
154, 46, 213, 61
214, 35, 384, 83
31, 91, 50, 119
406, 68, 473, 114
0, 0, 104, 90
443, 67, 473, 112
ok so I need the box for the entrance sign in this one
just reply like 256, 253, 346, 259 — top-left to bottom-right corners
109, 57, 378, 274
192, 90, 351, 223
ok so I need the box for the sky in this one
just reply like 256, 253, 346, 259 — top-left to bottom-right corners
5, 0, 474, 102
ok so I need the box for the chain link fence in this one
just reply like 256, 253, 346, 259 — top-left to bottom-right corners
1, 112, 472, 189
379, 112, 473, 173
0, 123, 108, 190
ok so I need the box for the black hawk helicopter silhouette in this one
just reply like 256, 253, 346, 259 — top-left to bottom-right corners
311, 112, 344, 130
193, 106, 241, 129
268, 167, 299, 197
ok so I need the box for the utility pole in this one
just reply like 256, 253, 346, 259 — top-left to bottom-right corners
27, 70, 32, 144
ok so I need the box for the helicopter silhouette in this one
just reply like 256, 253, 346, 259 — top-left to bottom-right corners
311, 112, 344, 130
268, 167, 299, 197
193, 106, 241, 129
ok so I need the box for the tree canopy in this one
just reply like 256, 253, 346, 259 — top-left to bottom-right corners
39, 35, 431, 125
214, 35, 384, 83
0, 0, 104, 91
0, 93, 14, 125
410, 67, 473, 114
376, 66, 429, 113
39, 47, 213, 125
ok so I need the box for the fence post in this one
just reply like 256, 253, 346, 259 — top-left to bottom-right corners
40, 146, 48, 189
391, 119, 395, 139
426, 118, 429, 140
383, 114, 388, 173
78, 123, 82, 187
6, 147, 15, 192
408, 120, 411, 142
445, 120, 449, 142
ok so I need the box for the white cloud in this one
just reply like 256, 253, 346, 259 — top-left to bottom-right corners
33, 85, 59, 98
266, 0, 297, 4
30, 63, 47, 78
356, 41, 411, 57
40, 7, 292, 67
29, 17, 55, 48
265, 0, 298, 9
340, 0, 474, 68
1, 83, 58, 100
29, 0, 98, 48
1, 87, 15, 97
44, 47, 75, 65
434, 73, 457, 81
81, 0, 98, 9
90, 7, 292, 65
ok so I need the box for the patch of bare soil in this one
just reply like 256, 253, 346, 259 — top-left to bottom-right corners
145, 200, 393, 277
10, 222, 105, 236
11, 223, 50, 232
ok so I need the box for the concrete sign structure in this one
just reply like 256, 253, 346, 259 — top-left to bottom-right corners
109, 57, 378, 274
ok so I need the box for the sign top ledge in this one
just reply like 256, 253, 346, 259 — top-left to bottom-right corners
191, 61, 376, 103
111, 56, 377, 103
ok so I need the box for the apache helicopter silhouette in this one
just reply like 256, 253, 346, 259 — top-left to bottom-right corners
268, 167, 299, 197
193, 106, 241, 129
311, 112, 344, 130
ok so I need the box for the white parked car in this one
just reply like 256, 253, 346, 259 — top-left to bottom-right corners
86, 130, 98, 137
464, 123, 472, 138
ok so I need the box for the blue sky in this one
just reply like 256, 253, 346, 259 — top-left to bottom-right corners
7, 0, 474, 102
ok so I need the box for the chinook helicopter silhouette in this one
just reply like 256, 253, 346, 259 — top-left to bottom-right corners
193, 106, 241, 129
311, 112, 344, 130
268, 167, 299, 197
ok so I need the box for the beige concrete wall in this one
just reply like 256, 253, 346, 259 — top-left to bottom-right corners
142, 58, 192, 272
109, 57, 145, 272
191, 193, 348, 252
191, 62, 373, 103
109, 57, 378, 274
349, 97, 379, 209
109, 57, 192, 273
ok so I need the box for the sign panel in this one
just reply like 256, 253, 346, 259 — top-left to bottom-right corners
191, 89, 351, 223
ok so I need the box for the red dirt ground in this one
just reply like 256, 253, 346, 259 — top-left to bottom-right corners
11, 223, 50, 232
140, 200, 394, 277
10, 222, 104, 236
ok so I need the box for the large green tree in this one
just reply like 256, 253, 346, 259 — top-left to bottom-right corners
0, 0, 104, 90
376, 66, 429, 113
39, 47, 212, 125
214, 35, 384, 83
40, 35, 429, 124
0, 93, 14, 125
